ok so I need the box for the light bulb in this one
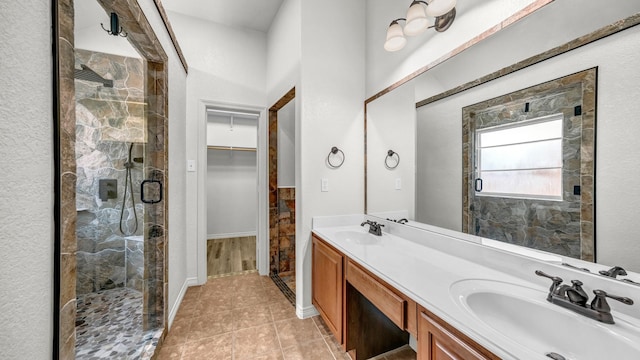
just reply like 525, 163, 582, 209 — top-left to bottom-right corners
384, 21, 407, 52
425, 0, 456, 17
404, 2, 430, 36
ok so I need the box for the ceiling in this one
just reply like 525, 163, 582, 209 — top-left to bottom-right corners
161, 0, 285, 33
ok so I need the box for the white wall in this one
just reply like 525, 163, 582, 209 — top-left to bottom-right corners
267, 0, 366, 317
137, 0, 189, 328
295, 0, 366, 317
166, 11, 268, 281
207, 149, 257, 237
267, 0, 301, 106
415, 25, 640, 272
0, 1, 53, 358
365, 0, 538, 97
415, 101, 462, 231
367, 83, 416, 218
278, 100, 295, 187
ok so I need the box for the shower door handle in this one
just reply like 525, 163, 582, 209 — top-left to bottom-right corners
141, 179, 163, 204
474, 178, 483, 192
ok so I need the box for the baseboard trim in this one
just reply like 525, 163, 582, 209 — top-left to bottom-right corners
207, 231, 257, 240
297, 304, 319, 319
167, 277, 198, 328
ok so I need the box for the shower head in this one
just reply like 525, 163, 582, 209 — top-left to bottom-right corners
74, 64, 114, 88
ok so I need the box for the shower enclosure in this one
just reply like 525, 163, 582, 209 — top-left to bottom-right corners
73, 48, 163, 358
55, 0, 170, 358
75, 49, 146, 294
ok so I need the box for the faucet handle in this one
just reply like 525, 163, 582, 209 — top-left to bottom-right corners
591, 289, 634, 313
599, 266, 628, 278
535, 270, 563, 285
535, 270, 564, 299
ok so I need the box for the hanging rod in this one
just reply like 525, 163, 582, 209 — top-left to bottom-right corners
207, 145, 256, 152
207, 109, 260, 118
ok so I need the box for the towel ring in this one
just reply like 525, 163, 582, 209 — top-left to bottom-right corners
385, 150, 400, 169
327, 146, 345, 168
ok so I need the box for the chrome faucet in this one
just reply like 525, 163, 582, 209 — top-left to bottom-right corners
536, 270, 634, 324
361, 220, 384, 236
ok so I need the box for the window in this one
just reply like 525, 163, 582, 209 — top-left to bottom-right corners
475, 114, 563, 200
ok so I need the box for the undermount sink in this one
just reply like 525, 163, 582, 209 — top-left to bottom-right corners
450, 279, 640, 359
334, 230, 381, 245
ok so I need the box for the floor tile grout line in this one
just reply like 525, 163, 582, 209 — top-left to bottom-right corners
313, 317, 339, 360
232, 326, 237, 360
272, 317, 287, 360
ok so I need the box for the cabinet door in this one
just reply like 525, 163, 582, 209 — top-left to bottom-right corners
418, 310, 496, 360
312, 236, 344, 343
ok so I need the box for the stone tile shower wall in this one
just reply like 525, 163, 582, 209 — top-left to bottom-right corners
277, 187, 296, 275
75, 49, 146, 294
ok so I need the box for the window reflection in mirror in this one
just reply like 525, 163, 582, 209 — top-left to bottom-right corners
365, 1, 640, 273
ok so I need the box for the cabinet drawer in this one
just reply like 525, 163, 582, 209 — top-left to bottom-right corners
418, 307, 499, 360
346, 260, 406, 329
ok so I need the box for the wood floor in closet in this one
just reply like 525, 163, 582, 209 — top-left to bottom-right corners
207, 236, 257, 277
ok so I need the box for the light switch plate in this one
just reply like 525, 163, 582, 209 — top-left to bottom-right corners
395, 178, 402, 190
187, 160, 196, 172
321, 178, 329, 192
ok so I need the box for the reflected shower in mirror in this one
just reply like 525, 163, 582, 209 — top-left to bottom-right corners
461, 69, 595, 261
365, 0, 640, 273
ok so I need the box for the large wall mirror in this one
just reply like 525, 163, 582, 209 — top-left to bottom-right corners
365, 0, 640, 273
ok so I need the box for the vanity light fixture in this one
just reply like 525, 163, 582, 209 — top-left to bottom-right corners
101, 12, 128, 37
384, 0, 457, 52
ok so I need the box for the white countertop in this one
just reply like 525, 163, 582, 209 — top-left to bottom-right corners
311, 215, 640, 360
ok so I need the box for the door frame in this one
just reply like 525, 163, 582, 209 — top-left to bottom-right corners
267, 88, 296, 276
196, 99, 269, 284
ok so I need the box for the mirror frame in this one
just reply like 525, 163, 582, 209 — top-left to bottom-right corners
364, 10, 640, 214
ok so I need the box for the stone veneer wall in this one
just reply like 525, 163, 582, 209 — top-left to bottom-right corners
75, 49, 146, 295
462, 69, 596, 260
277, 187, 295, 275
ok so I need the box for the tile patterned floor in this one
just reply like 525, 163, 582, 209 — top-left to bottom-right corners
76, 288, 162, 359
157, 273, 416, 360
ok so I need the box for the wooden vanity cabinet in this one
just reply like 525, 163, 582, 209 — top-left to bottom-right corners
312, 234, 345, 344
312, 233, 497, 360
418, 307, 499, 360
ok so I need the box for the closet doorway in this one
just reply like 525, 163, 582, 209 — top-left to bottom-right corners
206, 108, 260, 277
268, 88, 296, 300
